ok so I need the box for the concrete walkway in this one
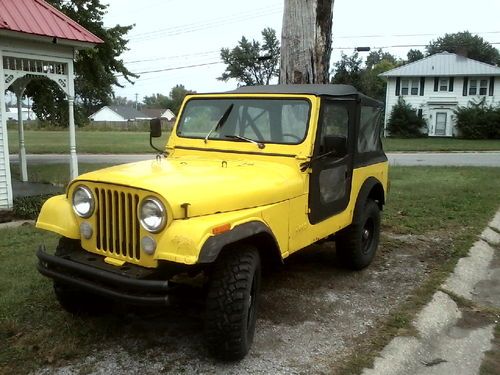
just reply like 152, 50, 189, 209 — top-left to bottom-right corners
9, 151, 500, 167
362, 210, 500, 375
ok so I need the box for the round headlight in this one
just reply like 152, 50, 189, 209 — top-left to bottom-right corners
139, 197, 166, 233
72, 185, 94, 218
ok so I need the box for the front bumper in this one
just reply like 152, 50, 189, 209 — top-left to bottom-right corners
36, 246, 179, 306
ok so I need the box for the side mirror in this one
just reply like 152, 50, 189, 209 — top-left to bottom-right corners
150, 118, 162, 138
324, 135, 347, 157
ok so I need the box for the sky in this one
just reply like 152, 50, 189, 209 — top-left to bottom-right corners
103, 0, 500, 102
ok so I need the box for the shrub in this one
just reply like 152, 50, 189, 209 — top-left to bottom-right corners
387, 98, 426, 137
455, 99, 500, 139
13, 194, 55, 220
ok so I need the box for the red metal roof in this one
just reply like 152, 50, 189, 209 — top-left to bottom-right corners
0, 0, 103, 44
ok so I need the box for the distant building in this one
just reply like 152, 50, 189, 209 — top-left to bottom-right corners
141, 108, 176, 121
380, 52, 500, 137
89, 106, 176, 122
89, 105, 149, 122
6, 107, 37, 121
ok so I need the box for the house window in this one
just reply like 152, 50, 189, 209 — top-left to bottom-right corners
469, 80, 477, 95
401, 78, 419, 96
480, 79, 488, 95
411, 79, 419, 95
468, 79, 489, 96
401, 79, 409, 95
439, 78, 449, 91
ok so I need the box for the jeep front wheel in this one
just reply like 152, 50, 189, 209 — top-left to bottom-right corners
53, 237, 110, 315
204, 245, 261, 361
335, 199, 381, 270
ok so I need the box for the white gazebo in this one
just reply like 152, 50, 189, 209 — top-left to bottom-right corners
0, 0, 103, 210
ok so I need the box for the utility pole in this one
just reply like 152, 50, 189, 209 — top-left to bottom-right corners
135, 93, 138, 109
280, 0, 334, 84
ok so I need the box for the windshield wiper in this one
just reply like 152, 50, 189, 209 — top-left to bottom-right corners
204, 104, 234, 143
225, 135, 265, 149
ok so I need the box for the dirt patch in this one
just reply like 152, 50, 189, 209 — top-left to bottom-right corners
34, 232, 454, 375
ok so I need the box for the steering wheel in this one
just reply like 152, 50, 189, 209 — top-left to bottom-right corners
282, 133, 301, 142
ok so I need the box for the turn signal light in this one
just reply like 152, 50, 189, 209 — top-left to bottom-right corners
212, 223, 231, 235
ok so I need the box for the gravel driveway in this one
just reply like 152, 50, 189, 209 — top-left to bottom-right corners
35, 233, 449, 375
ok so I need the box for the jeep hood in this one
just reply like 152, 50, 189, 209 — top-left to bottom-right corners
75, 157, 304, 219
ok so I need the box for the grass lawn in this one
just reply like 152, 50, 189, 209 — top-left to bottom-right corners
383, 137, 500, 152
1, 167, 500, 373
6, 130, 500, 154
10, 163, 115, 187
7, 130, 170, 154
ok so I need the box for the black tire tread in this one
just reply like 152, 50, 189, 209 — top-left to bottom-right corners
205, 245, 260, 361
336, 199, 381, 270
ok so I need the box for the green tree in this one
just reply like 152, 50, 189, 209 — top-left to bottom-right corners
361, 59, 398, 101
112, 96, 136, 107
25, 0, 136, 126
426, 31, 500, 65
143, 93, 171, 109
219, 28, 280, 86
331, 52, 363, 88
407, 49, 424, 63
455, 98, 500, 139
143, 85, 195, 115
169, 84, 195, 115
387, 98, 426, 138
365, 49, 399, 69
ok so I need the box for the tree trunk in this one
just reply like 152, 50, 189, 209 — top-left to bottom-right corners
280, 0, 334, 84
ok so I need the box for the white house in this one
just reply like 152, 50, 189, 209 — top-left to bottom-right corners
380, 52, 500, 137
88, 105, 147, 122
6, 107, 37, 121
89, 106, 176, 122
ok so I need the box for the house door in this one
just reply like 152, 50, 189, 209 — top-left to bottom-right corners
435, 112, 447, 136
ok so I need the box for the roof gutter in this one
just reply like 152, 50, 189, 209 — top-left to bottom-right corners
0, 29, 101, 50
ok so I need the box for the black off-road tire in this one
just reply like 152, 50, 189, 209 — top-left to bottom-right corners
336, 199, 381, 270
204, 245, 261, 361
53, 237, 111, 315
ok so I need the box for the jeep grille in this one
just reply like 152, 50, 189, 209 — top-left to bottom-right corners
94, 187, 141, 261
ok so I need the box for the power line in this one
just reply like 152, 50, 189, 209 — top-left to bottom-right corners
333, 42, 500, 50
128, 6, 281, 42
125, 50, 220, 64
333, 30, 500, 39
116, 61, 223, 78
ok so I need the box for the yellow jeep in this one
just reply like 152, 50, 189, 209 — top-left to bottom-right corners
36, 84, 388, 360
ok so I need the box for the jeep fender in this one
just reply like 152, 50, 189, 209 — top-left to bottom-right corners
353, 177, 385, 219
36, 195, 80, 239
198, 221, 281, 265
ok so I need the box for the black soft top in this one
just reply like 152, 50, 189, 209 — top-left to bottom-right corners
226, 84, 383, 107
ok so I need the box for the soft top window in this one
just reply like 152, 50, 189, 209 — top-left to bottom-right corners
358, 106, 383, 153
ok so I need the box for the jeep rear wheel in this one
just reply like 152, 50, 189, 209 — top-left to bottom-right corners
53, 237, 110, 315
335, 199, 381, 270
204, 245, 261, 361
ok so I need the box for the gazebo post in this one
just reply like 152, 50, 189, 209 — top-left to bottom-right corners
0, 49, 13, 209
67, 62, 78, 179
16, 88, 28, 182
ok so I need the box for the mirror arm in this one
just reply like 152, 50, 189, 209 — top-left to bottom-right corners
150, 134, 167, 156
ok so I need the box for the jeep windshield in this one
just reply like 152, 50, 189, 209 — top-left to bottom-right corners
177, 98, 310, 145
